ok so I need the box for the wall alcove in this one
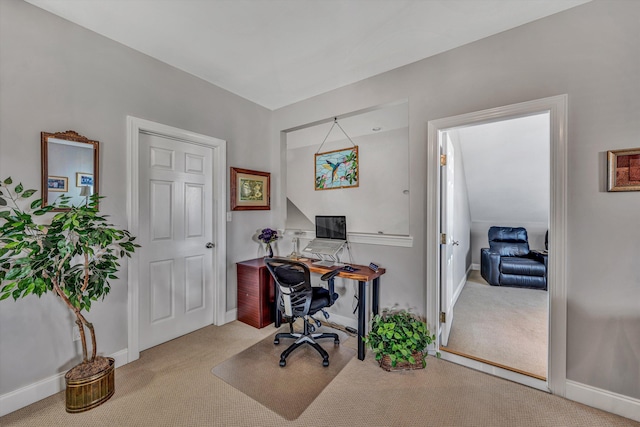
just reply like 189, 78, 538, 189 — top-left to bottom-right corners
284, 100, 410, 245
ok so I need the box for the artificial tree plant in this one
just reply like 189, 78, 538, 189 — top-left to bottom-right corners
0, 177, 138, 378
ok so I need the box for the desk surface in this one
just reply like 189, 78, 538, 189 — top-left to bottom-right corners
238, 257, 386, 281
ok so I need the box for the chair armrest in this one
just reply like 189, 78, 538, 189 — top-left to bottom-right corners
321, 269, 341, 281
480, 248, 501, 286
528, 250, 548, 264
320, 269, 340, 305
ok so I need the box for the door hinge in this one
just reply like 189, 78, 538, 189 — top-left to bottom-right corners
440, 312, 446, 323
440, 154, 447, 166
440, 233, 447, 244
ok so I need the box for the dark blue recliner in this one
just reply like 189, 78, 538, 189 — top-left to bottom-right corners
480, 227, 547, 290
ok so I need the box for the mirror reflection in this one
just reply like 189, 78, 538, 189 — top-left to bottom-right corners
41, 131, 99, 210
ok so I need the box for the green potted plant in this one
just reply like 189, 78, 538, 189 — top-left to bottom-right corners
0, 177, 139, 412
364, 307, 438, 371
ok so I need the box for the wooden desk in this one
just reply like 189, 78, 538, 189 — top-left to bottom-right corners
301, 258, 386, 361
237, 257, 385, 361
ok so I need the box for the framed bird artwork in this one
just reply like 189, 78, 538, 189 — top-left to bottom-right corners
314, 146, 359, 190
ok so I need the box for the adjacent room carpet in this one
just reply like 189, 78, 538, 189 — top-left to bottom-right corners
443, 269, 548, 378
211, 325, 354, 420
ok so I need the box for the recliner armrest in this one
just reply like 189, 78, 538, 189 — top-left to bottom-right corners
480, 248, 502, 286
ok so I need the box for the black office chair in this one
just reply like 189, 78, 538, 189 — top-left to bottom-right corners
264, 258, 340, 367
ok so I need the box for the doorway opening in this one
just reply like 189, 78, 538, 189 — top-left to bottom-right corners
426, 95, 568, 394
439, 113, 549, 380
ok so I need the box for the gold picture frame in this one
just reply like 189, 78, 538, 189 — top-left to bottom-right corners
230, 167, 270, 210
47, 176, 68, 192
314, 146, 359, 191
76, 172, 94, 187
607, 148, 640, 192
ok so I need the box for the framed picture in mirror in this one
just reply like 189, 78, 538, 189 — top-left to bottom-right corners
76, 172, 94, 187
47, 176, 68, 192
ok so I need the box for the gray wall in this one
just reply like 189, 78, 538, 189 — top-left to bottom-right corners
1, 0, 639, 409
272, 0, 640, 400
0, 0, 272, 395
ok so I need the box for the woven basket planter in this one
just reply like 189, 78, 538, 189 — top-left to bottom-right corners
379, 351, 425, 371
65, 357, 115, 413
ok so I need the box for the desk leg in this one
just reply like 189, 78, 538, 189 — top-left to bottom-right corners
274, 287, 281, 328
372, 277, 380, 316
358, 280, 366, 361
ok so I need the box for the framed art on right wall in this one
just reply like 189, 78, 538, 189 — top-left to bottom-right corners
607, 148, 640, 192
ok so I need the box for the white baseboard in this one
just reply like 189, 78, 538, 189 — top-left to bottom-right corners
566, 380, 640, 422
471, 263, 480, 270
451, 266, 471, 308
0, 349, 129, 417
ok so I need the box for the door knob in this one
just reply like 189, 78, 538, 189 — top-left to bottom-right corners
206, 242, 215, 249
452, 241, 459, 246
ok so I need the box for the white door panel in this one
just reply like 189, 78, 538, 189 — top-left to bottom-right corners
440, 133, 455, 346
139, 133, 214, 351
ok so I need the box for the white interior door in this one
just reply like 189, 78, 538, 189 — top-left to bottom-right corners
138, 132, 215, 351
440, 133, 455, 346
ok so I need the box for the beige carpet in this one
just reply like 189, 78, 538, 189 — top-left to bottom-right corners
1, 321, 637, 427
443, 270, 548, 378
212, 326, 354, 420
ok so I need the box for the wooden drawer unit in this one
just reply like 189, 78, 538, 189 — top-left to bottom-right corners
236, 258, 275, 328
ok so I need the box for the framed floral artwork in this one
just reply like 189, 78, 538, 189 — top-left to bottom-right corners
314, 146, 359, 191
230, 167, 270, 210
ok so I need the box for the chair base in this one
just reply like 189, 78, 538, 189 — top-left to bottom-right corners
274, 320, 339, 367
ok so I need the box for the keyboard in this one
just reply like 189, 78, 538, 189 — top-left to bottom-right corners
302, 238, 345, 256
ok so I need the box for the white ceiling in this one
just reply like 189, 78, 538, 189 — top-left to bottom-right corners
286, 100, 408, 149
24, 0, 590, 110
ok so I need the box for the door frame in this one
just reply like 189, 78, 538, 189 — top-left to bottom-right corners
426, 95, 568, 395
126, 116, 227, 363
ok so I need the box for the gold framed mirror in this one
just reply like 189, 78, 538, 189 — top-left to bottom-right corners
41, 130, 99, 210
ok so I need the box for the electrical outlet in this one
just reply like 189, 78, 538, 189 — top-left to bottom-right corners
72, 325, 81, 341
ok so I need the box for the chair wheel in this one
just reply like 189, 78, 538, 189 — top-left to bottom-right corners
274, 338, 280, 345
323, 359, 329, 367
334, 338, 340, 344
279, 359, 286, 367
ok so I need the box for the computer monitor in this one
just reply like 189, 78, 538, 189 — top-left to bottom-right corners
315, 216, 347, 240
